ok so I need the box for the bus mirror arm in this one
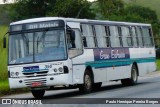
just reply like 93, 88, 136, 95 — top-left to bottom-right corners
3, 37, 6, 48
3, 31, 9, 48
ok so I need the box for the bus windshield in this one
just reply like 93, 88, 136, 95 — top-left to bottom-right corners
9, 29, 67, 64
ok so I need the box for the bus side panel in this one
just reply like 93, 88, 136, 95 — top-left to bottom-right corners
72, 49, 94, 84
72, 64, 87, 84
129, 48, 156, 76
106, 65, 131, 81
92, 67, 107, 82
137, 62, 156, 76
72, 49, 107, 84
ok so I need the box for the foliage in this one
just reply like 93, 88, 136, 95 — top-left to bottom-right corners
9, 0, 57, 21
124, 5, 157, 22
9, 0, 95, 21
123, 0, 160, 20
156, 59, 160, 71
97, 0, 125, 19
156, 49, 160, 59
48, 0, 95, 19
0, 26, 8, 80
96, 0, 160, 36
124, 5, 160, 35
0, 4, 12, 24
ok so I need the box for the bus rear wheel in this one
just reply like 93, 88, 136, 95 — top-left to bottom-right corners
79, 70, 93, 93
121, 64, 138, 86
31, 90, 45, 98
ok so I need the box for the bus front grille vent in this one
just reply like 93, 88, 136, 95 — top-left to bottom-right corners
24, 78, 47, 87
23, 71, 48, 77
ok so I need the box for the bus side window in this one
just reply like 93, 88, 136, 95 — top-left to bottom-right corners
131, 27, 138, 47
94, 25, 109, 48
109, 26, 121, 47
121, 26, 132, 47
136, 27, 143, 47
67, 30, 75, 49
81, 24, 96, 48
67, 29, 83, 58
105, 26, 111, 47
142, 27, 153, 47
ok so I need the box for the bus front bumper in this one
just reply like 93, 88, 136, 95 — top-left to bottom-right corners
9, 74, 70, 89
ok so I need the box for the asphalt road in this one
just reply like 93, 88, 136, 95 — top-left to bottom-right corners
1, 71, 160, 107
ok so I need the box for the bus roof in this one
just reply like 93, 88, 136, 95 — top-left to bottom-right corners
10, 17, 151, 27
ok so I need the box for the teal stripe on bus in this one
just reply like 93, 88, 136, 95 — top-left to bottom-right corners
85, 57, 156, 68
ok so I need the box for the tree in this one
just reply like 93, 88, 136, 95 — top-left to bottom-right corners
124, 5, 160, 35
9, 0, 57, 21
9, 0, 95, 21
0, 4, 12, 24
125, 5, 158, 23
46, 0, 95, 19
96, 1, 160, 36
97, 0, 124, 19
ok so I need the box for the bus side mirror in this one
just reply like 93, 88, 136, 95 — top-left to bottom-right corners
3, 37, 6, 48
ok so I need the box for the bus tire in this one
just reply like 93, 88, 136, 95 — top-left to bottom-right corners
31, 90, 45, 98
93, 82, 102, 91
78, 70, 93, 93
121, 64, 138, 86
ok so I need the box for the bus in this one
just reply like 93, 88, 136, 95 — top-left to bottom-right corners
3, 17, 156, 98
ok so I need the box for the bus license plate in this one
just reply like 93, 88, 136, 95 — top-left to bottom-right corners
31, 82, 42, 87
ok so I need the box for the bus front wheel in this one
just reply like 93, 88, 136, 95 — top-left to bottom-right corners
121, 64, 138, 86
78, 70, 93, 93
31, 90, 45, 98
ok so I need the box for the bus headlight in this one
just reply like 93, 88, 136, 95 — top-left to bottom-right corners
15, 72, 19, 76
10, 72, 15, 77
54, 68, 57, 72
58, 67, 63, 72
10, 72, 19, 77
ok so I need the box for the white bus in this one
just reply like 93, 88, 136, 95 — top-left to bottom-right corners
3, 17, 156, 98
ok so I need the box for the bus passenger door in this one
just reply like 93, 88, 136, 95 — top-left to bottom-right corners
67, 29, 84, 84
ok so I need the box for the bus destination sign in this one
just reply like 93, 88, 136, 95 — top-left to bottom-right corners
26, 21, 62, 30
10, 20, 65, 32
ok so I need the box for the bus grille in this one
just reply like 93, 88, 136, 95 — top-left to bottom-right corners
24, 78, 47, 87
22, 71, 48, 78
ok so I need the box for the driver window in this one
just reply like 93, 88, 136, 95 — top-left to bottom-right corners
67, 29, 83, 58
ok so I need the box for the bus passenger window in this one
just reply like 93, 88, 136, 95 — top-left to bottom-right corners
137, 27, 143, 47
131, 27, 138, 47
109, 26, 121, 47
142, 28, 153, 47
121, 26, 132, 47
95, 25, 109, 48
81, 24, 95, 48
